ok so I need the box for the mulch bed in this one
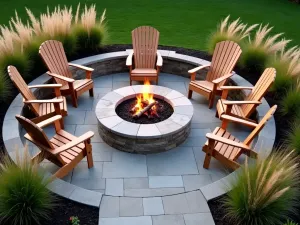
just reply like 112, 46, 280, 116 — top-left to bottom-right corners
0, 44, 289, 224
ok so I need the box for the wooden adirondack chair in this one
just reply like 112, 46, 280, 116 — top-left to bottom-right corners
8, 66, 67, 128
203, 105, 277, 170
216, 68, 276, 123
188, 41, 242, 108
126, 26, 163, 85
16, 114, 94, 178
39, 40, 94, 108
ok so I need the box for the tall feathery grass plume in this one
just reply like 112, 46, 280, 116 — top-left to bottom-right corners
0, 146, 55, 225
206, 15, 258, 54
223, 150, 300, 225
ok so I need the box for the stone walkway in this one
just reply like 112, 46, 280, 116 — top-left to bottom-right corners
23, 72, 254, 225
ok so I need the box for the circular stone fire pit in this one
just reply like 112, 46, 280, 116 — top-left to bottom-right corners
95, 85, 193, 154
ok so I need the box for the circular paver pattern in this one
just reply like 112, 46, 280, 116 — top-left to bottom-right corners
96, 85, 193, 154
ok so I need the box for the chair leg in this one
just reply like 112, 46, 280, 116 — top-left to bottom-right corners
89, 88, 94, 97
85, 139, 94, 169
188, 90, 193, 99
203, 153, 212, 169
221, 119, 229, 130
59, 117, 65, 129
208, 96, 214, 109
71, 92, 78, 108
130, 79, 132, 86
215, 110, 219, 118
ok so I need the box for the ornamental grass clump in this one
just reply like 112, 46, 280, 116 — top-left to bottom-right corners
241, 24, 290, 74
286, 120, 300, 154
270, 46, 300, 96
284, 221, 299, 225
207, 15, 258, 54
223, 151, 300, 225
0, 148, 54, 225
0, 72, 12, 102
280, 81, 300, 117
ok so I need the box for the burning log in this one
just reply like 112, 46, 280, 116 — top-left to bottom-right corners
133, 101, 157, 119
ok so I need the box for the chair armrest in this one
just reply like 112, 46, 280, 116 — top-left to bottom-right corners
28, 84, 62, 89
206, 133, 252, 150
156, 51, 163, 67
212, 72, 234, 84
126, 51, 134, 66
68, 63, 94, 72
188, 64, 210, 74
52, 131, 95, 155
222, 100, 261, 105
24, 99, 63, 104
47, 72, 75, 83
221, 114, 258, 128
220, 86, 254, 90
36, 115, 62, 128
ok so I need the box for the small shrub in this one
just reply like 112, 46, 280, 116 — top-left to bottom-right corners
69, 216, 80, 225
55, 33, 77, 59
284, 220, 298, 225
0, 52, 30, 78
0, 72, 11, 102
206, 15, 258, 54
0, 149, 54, 225
223, 151, 300, 225
280, 84, 300, 117
286, 120, 300, 154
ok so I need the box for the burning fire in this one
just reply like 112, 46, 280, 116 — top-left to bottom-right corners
131, 80, 159, 118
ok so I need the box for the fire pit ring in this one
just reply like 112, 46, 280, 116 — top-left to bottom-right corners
95, 85, 193, 154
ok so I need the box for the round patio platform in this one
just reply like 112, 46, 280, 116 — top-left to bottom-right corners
3, 50, 276, 225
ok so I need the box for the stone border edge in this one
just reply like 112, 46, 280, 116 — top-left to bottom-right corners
2, 50, 275, 207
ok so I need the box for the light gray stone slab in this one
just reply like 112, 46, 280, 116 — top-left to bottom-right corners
2, 119, 19, 141
114, 86, 135, 96
94, 87, 112, 94
155, 119, 182, 135
184, 213, 215, 225
137, 124, 161, 138
93, 75, 113, 88
75, 125, 103, 142
162, 193, 190, 214
83, 143, 113, 162
149, 176, 183, 188
143, 197, 164, 216
124, 188, 185, 197
99, 216, 152, 225
69, 187, 102, 207
147, 147, 198, 176
72, 162, 103, 179
152, 85, 172, 96
41, 162, 72, 182
47, 179, 76, 198
173, 105, 194, 116
103, 151, 147, 178
84, 111, 98, 124
124, 178, 149, 189
120, 197, 143, 217
170, 113, 191, 127
99, 196, 120, 218
200, 180, 227, 201
172, 97, 192, 106
96, 99, 115, 109
185, 191, 210, 213
111, 121, 140, 137
165, 90, 184, 99
95, 108, 117, 119
106, 178, 124, 196
64, 110, 86, 125
99, 116, 123, 129
189, 128, 210, 137
4, 106, 23, 120
102, 91, 123, 103
112, 73, 130, 82
113, 81, 129, 89
183, 175, 213, 191
152, 215, 185, 225
71, 177, 106, 190
132, 85, 147, 94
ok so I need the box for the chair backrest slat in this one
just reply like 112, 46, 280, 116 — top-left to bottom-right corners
16, 115, 54, 149
242, 68, 276, 117
207, 41, 242, 86
8, 66, 39, 114
132, 26, 159, 69
243, 105, 277, 146
39, 40, 72, 86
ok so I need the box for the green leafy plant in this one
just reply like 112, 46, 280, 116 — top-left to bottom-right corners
0, 52, 31, 78
0, 148, 54, 225
284, 220, 299, 225
286, 120, 300, 154
0, 72, 11, 102
280, 83, 300, 117
69, 216, 80, 225
206, 15, 258, 54
223, 151, 300, 225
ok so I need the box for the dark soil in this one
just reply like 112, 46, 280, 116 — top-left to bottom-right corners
0, 44, 289, 225
116, 97, 173, 124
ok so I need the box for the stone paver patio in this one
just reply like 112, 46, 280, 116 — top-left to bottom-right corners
21, 72, 255, 225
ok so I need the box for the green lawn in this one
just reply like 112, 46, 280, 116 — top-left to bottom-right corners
0, 0, 298, 50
